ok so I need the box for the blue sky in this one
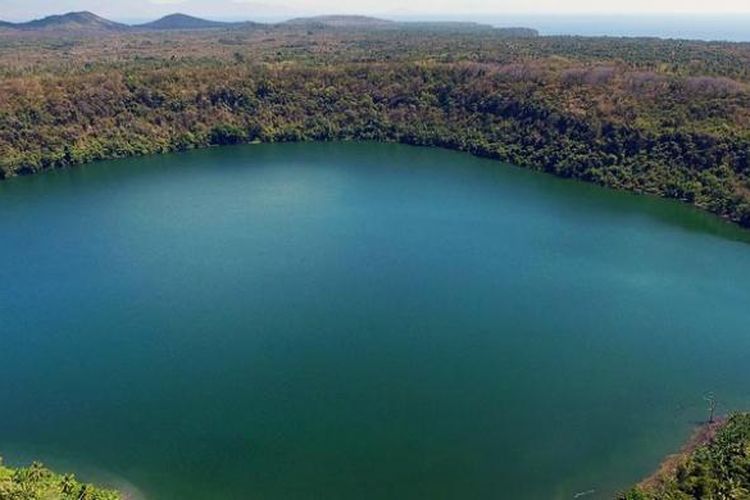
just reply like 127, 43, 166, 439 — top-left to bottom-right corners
2, 0, 750, 22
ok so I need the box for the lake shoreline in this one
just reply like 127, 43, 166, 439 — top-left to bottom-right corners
638, 417, 726, 489
623, 413, 750, 498
3, 137, 750, 232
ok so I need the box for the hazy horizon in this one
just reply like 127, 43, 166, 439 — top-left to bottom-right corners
3, 0, 750, 23
3, 7, 750, 42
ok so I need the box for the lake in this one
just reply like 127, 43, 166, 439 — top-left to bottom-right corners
1, 142, 749, 499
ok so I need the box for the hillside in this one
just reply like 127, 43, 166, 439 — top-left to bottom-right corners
493, 27, 539, 37
13, 11, 127, 32
136, 13, 249, 30
0, 17, 748, 227
282, 15, 396, 28
281, 15, 524, 33
0, 12, 538, 36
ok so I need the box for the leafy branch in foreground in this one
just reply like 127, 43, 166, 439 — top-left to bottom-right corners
0, 457, 120, 500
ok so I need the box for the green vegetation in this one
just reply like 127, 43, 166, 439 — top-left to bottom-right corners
0, 456, 119, 499
622, 413, 750, 499
0, 21, 749, 227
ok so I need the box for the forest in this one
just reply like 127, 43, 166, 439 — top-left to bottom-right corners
0, 21, 749, 227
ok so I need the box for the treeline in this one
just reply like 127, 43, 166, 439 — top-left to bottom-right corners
0, 32, 749, 227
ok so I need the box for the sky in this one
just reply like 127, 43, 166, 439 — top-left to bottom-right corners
2, 0, 750, 22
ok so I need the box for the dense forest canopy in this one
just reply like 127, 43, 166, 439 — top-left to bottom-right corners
0, 20, 749, 227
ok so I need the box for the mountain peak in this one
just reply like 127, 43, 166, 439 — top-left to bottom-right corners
19, 11, 127, 31
136, 13, 244, 30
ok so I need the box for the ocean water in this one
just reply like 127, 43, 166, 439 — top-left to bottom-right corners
392, 14, 750, 41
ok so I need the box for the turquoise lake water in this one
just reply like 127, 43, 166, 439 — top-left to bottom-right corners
1, 142, 749, 499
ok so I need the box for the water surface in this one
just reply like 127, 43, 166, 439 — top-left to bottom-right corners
394, 14, 750, 41
1, 142, 749, 499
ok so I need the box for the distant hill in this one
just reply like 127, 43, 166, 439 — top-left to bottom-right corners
14, 11, 127, 32
136, 13, 254, 30
0, 11, 537, 37
395, 21, 500, 33
281, 16, 537, 36
283, 15, 396, 28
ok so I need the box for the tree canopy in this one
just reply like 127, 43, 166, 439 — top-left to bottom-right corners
0, 26, 749, 226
